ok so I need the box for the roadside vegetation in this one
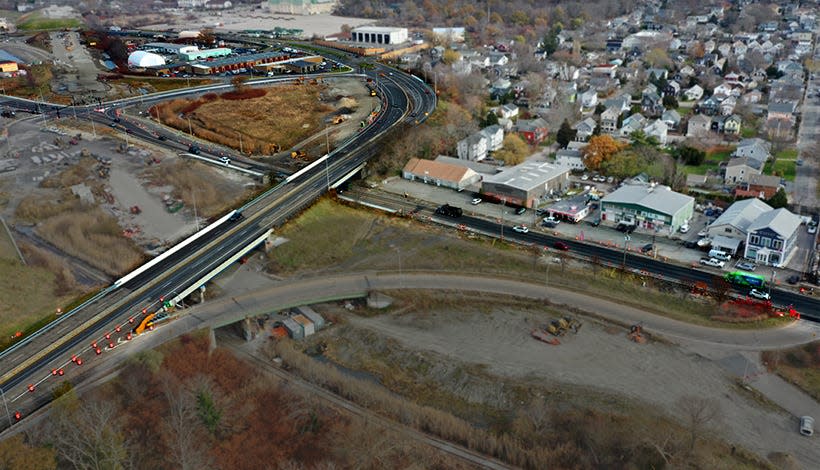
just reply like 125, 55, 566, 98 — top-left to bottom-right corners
111, 76, 218, 94
762, 341, 820, 402
7, 333, 467, 469
270, 199, 789, 329
150, 83, 332, 156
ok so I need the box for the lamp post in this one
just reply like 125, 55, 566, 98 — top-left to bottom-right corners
500, 197, 506, 241
187, 116, 193, 136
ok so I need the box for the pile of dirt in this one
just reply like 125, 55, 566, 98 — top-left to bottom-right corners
336, 97, 358, 109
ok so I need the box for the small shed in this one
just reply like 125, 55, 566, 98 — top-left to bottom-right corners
295, 306, 325, 330
282, 318, 303, 340
292, 314, 315, 337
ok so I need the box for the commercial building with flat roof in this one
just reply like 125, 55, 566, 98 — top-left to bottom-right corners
179, 47, 232, 61
481, 161, 570, 208
351, 26, 408, 45
601, 183, 694, 233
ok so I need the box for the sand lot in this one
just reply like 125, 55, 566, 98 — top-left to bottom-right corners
346, 308, 820, 468
143, 6, 375, 38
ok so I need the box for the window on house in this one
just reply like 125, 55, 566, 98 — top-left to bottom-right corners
772, 240, 782, 250
724, 228, 732, 233
749, 235, 760, 245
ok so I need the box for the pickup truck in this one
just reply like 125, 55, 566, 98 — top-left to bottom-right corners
699, 257, 725, 268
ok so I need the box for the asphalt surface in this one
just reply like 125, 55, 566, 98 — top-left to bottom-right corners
0, 66, 435, 426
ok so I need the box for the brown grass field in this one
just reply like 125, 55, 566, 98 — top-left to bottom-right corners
35, 207, 144, 275
151, 84, 332, 155
143, 160, 253, 219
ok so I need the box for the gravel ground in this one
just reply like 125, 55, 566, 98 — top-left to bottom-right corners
347, 308, 820, 468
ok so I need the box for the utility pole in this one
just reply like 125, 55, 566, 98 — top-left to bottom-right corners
192, 189, 199, 231
500, 197, 505, 241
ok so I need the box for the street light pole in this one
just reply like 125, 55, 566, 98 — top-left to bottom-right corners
622, 234, 630, 269
769, 270, 776, 296
187, 117, 193, 136
500, 198, 505, 241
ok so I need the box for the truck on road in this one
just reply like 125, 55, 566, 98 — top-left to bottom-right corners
435, 204, 463, 218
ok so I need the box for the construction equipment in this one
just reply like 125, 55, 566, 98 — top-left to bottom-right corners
331, 115, 346, 124
628, 324, 646, 343
531, 329, 560, 345
546, 317, 582, 336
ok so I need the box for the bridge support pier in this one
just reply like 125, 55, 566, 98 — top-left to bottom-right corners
208, 327, 216, 355
241, 317, 254, 342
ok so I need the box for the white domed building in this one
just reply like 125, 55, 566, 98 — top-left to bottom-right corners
127, 51, 166, 68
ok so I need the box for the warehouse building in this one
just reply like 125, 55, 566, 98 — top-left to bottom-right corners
600, 183, 694, 233
402, 157, 481, 191
143, 42, 199, 55
351, 26, 408, 45
481, 161, 570, 208
178, 47, 232, 61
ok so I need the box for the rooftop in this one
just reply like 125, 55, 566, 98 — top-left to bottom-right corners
709, 198, 772, 232
404, 157, 478, 183
747, 208, 802, 239
602, 183, 693, 216
483, 161, 568, 192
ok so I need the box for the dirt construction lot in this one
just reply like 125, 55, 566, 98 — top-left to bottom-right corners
316, 298, 820, 468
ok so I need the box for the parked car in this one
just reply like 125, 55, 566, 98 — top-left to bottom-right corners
679, 224, 690, 233
699, 257, 725, 268
590, 219, 601, 227
735, 261, 756, 271
553, 241, 570, 251
809, 223, 818, 234
697, 229, 708, 237
544, 216, 560, 225
749, 289, 770, 300
581, 174, 589, 181
640, 243, 654, 254
515, 207, 526, 215
800, 416, 814, 436
682, 240, 699, 249
470, 198, 482, 205
616, 223, 636, 234
512, 225, 529, 233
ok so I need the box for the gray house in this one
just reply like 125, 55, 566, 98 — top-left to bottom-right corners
456, 133, 488, 161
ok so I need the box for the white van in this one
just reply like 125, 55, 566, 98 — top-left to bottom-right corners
708, 249, 731, 261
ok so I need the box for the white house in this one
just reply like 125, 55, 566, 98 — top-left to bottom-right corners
579, 89, 598, 111
480, 125, 504, 152
683, 85, 704, 101
456, 133, 488, 161
555, 149, 586, 170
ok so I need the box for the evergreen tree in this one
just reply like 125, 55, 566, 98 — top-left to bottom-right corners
556, 119, 576, 148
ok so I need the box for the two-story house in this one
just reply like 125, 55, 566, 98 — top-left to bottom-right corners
723, 114, 742, 134
515, 118, 548, 145
686, 114, 711, 137
641, 91, 664, 117
724, 157, 763, 184
620, 113, 647, 137
457, 133, 488, 161
643, 119, 668, 145
661, 109, 681, 130
480, 125, 504, 152
600, 107, 621, 134
498, 104, 519, 119
744, 208, 802, 267
683, 84, 704, 101
579, 89, 598, 112
573, 117, 598, 141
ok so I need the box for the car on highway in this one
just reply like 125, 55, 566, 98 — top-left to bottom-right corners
800, 416, 814, 436
749, 289, 770, 300
640, 243, 654, 254
553, 241, 570, 251
735, 261, 756, 271
512, 225, 529, 233
470, 197, 482, 205
219, 157, 231, 166
699, 257, 725, 268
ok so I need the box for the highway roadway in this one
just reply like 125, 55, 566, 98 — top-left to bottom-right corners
0, 65, 435, 426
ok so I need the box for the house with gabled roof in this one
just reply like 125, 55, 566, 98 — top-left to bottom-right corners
600, 107, 621, 134
687, 114, 711, 137
744, 208, 802, 267
403, 158, 482, 191
573, 117, 598, 141
683, 84, 704, 101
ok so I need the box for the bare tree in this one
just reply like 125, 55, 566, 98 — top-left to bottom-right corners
161, 377, 214, 470
676, 395, 721, 452
45, 392, 129, 470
